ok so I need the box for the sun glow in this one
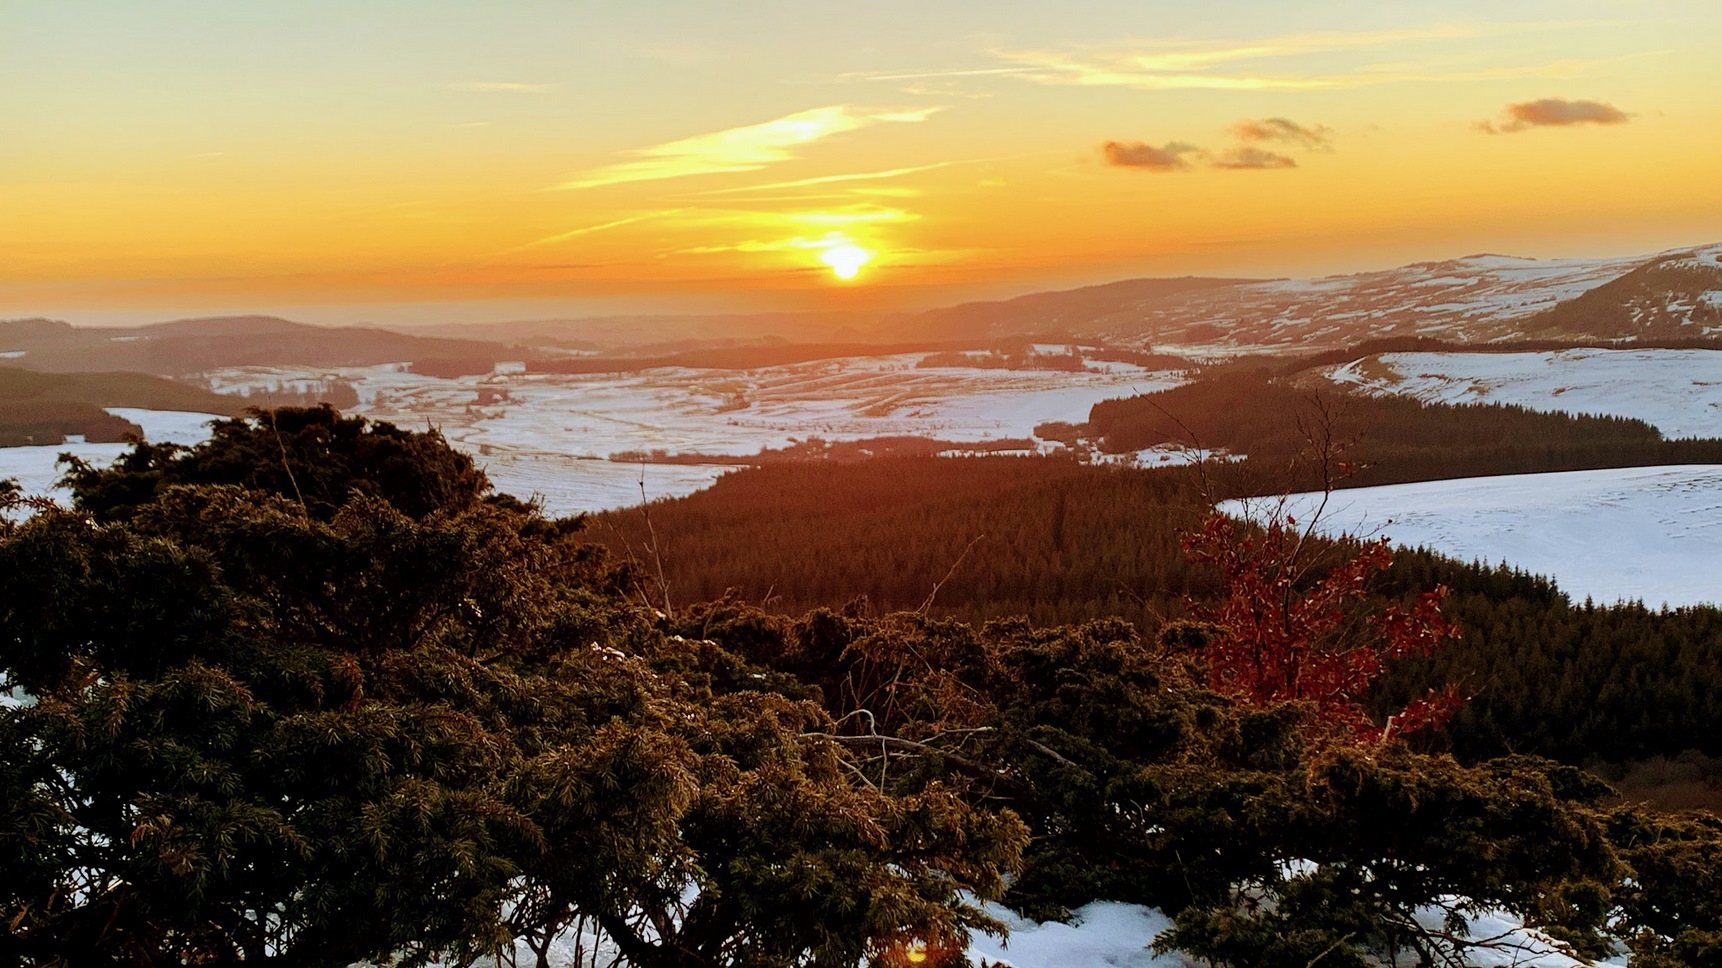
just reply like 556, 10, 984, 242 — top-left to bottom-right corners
820, 243, 873, 280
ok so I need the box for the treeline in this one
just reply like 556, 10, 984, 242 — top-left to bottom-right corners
1377, 549, 1722, 764
610, 434, 1039, 466
596, 456, 1722, 773
195, 378, 361, 410
598, 458, 1207, 627
0, 367, 243, 447
0, 400, 141, 447
1084, 374, 1722, 490
917, 349, 1089, 372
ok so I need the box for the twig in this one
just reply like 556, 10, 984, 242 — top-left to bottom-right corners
799, 731, 1034, 798
920, 533, 986, 614
263, 405, 308, 514
636, 462, 673, 620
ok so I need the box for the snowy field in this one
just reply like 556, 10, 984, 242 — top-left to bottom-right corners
1226, 465, 1722, 608
1326, 348, 1722, 439
203, 356, 1179, 515
0, 408, 224, 505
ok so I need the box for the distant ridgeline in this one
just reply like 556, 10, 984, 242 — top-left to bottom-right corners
0, 315, 532, 377
0, 368, 244, 447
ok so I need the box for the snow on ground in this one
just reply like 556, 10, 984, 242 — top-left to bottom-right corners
204, 357, 1180, 516
0, 408, 224, 505
368, 896, 1614, 968
1225, 465, 1722, 608
967, 902, 1181, 967
479, 453, 733, 513
1327, 348, 1722, 439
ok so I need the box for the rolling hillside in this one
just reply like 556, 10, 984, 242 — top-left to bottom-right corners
0, 368, 242, 446
0, 315, 534, 376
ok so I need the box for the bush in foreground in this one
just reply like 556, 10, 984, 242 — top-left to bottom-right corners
2, 407, 1720, 967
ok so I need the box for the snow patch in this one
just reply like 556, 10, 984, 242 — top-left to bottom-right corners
967, 901, 1180, 968
0, 409, 225, 506
1326, 349, 1722, 439
1226, 466, 1722, 608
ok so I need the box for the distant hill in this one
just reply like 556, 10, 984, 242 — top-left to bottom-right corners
401, 243, 1722, 354
1524, 249, 1722, 338
0, 367, 244, 447
882, 276, 1259, 341
0, 315, 536, 376
12, 242, 1720, 366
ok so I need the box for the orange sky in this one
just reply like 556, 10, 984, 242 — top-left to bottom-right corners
4, 0, 1720, 324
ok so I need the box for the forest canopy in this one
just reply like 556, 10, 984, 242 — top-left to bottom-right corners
3, 408, 1721, 967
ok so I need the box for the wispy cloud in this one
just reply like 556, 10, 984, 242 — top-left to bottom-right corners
554, 106, 942, 190
1233, 117, 1334, 150
1476, 97, 1631, 133
784, 206, 917, 226
486, 211, 685, 259
898, 81, 995, 99
677, 231, 859, 256
446, 81, 558, 93
846, 23, 1643, 93
679, 162, 950, 197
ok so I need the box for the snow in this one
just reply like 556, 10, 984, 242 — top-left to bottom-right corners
203, 358, 1180, 516
966, 896, 1614, 968
0, 409, 224, 505
1328, 349, 1722, 439
1225, 465, 1722, 608
967, 901, 1181, 967
1252, 255, 1637, 322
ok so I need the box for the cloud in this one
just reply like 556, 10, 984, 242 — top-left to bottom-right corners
554, 106, 941, 189
1211, 147, 1298, 169
846, 24, 1653, 94
446, 81, 557, 93
1477, 97, 1631, 133
678, 163, 950, 197
485, 211, 685, 259
1102, 140, 1202, 171
898, 81, 995, 99
1233, 117, 1334, 149
1102, 141, 1298, 171
677, 232, 859, 255
988, 26, 1490, 91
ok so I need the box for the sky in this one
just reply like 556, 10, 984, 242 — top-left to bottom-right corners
4, 0, 1720, 325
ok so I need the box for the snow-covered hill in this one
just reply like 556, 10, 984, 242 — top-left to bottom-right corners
1230, 465, 1722, 608
1080, 243, 1722, 353
1323, 348, 1722, 439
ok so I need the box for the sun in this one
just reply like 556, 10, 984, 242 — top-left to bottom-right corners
819, 243, 873, 280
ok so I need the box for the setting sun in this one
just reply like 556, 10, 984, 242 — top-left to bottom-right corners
820, 244, 873, 280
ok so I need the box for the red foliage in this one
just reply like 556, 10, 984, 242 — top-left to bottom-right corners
1181, 509, 1462, 743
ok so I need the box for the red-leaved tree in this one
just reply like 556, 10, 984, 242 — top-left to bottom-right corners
1181, 505, 1462, 743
